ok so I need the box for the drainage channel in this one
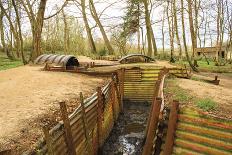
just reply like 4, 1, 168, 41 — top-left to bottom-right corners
102, 102, 150, 155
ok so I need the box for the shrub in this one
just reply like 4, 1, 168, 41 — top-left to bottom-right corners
196, 98, 217, 111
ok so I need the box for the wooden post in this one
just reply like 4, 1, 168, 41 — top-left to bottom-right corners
145, 70, 163, 137
112, 73, 121, 117
111, 74, 117, 121
142, 98, 162, 155
97, 87, 104, 152
63, 62, 66, 71
80, 92, 94, 154
59, 102, 76, 155
163, 100, 179, 155
119, 68, 125, 112
43, 126, 53, 155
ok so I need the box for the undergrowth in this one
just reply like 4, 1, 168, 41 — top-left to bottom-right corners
0, 53, 23, 71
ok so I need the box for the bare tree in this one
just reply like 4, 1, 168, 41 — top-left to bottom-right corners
181, 0, 198, 71
62, 9, 70, 54
143, 0, 152, 57
89, 0, 114, 54
12, 0, 26, 64
79, 0, 96, 54
167, 0, 175, 62
187, 0, 197, 58
20, 0, 47, 60
173, 0, 182, 60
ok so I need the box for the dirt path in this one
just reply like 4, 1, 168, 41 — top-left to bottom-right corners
177, 72, 232, 119
0, 65, 105, 151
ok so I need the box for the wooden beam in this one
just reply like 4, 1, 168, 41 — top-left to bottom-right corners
59, 101, 76, 155
163, 100, 179, 155
142, 97, 162, 155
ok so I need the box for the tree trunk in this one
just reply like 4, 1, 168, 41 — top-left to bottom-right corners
62, 9, 69, 54
162, 9, 165, 58
187, 0, 197, 58
31, 0, 47, 61
173, 0, 182, 60
80, 0, 96, 54
150, 29, 158, 56
181, 0, 198, 72
0, 10, 6, 54
143, 0, 152, 57
12, 0, 26, 64
167, 1, 175, 62
89, 0, 114, 54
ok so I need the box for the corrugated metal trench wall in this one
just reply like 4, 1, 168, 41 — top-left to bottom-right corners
123, 67, 187, 103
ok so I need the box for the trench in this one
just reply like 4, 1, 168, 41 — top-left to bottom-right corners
102, 102, 151, 155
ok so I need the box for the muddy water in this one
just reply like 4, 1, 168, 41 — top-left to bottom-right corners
102, 102, 150, 155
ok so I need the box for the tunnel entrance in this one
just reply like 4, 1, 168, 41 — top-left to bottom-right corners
102, 102, 150, 155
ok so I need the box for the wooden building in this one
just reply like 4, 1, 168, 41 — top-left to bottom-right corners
194, 47, 226, 58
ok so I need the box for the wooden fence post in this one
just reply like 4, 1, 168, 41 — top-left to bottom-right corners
97, 87, 104, 152
112, 73, 121, 118
142, 97, 162, 155
163, 100, 179, 155
111, 74, 117, 122
43, 126, 53, 155
80, 92, 94, 154
145, 69, 164, 138
59, 101, 76, 155
119, 68, 125, 112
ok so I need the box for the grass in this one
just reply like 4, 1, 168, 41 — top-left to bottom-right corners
196, 98, 217, 111
165, 78, 218, 112
175, 60, 232, 73
0, 52, 23, 71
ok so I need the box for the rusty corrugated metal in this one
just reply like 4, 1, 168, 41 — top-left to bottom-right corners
34, 54, 79, 67
123, 68, 160, 103
160, 108, 232, 155
119, 54, 155, 64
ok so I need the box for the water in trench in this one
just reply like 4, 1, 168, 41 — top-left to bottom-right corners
102, 102, 150, 155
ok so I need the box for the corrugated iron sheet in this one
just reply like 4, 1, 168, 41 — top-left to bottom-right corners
34, 54, 79, 67
123, 68, 160, 103
173, 108, 232, 155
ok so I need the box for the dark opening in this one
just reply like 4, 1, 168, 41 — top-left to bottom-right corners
222, 51, 225, 58
66, 57, 79, 67
197, 52, 201, 56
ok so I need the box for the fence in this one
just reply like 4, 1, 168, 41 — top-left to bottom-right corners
25, 73, 123, 155
21, 66, 191, 155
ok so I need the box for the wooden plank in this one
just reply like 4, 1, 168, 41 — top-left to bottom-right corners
59, 101, 76, 155
80, 92, 94, 154
97, 87, 104, 153
163, 100, 179, 155
142, 98, 162, 155
42, 126, 53, 155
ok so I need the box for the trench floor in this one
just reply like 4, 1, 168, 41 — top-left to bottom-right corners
102, 102, 150, 155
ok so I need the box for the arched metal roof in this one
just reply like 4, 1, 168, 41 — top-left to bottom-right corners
118, 54, 155, 64
34, 54, 79, 67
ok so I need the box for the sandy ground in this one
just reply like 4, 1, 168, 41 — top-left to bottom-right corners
0, 65, 105, 151
177, 72, 232, 119
88, 60, 176, 73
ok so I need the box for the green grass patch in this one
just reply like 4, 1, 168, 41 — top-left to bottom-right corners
175, 60, 232, 73
196, 98, 218, 111
165, 78, 218, 112
165, 79, 195, 103
0, 53, 23, 71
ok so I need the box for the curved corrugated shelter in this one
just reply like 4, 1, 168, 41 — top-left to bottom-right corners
118, 54, 155, 64
34, 54, 79, 67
